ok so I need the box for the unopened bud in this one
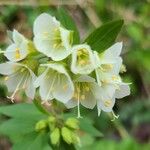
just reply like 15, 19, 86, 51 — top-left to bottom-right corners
50, 128, 60, 145
48, 116, 56, 123
35, 120, 47, 132
65, 118, 79, 129
61, 127, 73, 144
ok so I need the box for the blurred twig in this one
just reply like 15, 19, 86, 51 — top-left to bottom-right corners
75, 0, 101, 27
0, 0, 77, 6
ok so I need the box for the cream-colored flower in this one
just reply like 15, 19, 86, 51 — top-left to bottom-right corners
0, 30, 29, 62
0, 62, 36, 102
34, 63, 74, 103
71, 44, 95, 75
33, 13, 73, 61
65, 75, 101, 118
93, 43, 130, 114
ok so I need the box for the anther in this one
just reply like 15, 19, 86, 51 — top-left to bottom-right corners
104, 100, 112, 107
63, 84, 68, 91
85, 86, 90, 92
81, 95, 85, 100
15, 48, 21, 59
4, 76, 9, 81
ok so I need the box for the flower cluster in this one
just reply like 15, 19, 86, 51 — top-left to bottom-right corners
0, 13, 130, 118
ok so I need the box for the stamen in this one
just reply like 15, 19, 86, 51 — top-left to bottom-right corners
82, 48, 88, 53
4, 76, 9, 81
101, 64, 113, 72
112, 75, 119, 80
79, 60, 86, 65
77, 51, 82, 56
104, 99, 112, 107
15, 48, 21, 59
63, 84, 68, 91
111, 110, 119, 121
97, 105, 101, 117
53, 43, 62, 49
77, 84, 82, 118
45, 73, 57, 101
101, 79, 109, 84
85, 86, 90, 92
22, 74, 29, 89
7, 72, 26, 103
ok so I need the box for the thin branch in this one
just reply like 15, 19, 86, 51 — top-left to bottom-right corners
0, 0, 77, 6
75, 0, 101, 27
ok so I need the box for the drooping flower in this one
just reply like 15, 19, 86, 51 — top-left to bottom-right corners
93, 43, 130, 115
0, 62, 36, 102
34, 63, 74, 103
33, 13, 73, 61
65, 75, 102, 118
71, 44, 95, 75
0, 30, 29, 62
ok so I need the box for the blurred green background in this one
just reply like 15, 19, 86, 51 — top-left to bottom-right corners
0, 0, 150, 149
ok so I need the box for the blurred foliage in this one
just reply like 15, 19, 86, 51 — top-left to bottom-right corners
0, 0, 150, 149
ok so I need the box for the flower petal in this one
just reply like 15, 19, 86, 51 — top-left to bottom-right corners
65, 99, 77, 109
104, 42, 122, 59
33, 13, 60, 37
97, 95, 116, 112
53, 74, 74, 103
80, 89, 96, 109
0, 62, 17, 75
115, 84, 130, 99
13, 30, 26, 44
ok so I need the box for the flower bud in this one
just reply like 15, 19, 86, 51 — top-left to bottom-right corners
65, 117, 79, 129
35, 120, 47, 132
50, 128, 60, 145
47, 116, 56, 131
71, 133, 81, 145
61, 127, 73, 144
48, 116, 56, 123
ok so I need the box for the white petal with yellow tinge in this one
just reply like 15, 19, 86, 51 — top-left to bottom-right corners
33, 13, 72, 61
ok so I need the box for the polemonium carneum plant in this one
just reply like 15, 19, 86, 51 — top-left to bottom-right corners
0, 11, 130, 127
0, 10, 130, 148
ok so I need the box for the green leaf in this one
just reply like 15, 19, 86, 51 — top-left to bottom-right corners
85, 20, 124, 53
0, 103, 47, 119
57, 7, 80, 44
79, 118, 103, 137
0, 118, 35, 143
12, 132, 52, 150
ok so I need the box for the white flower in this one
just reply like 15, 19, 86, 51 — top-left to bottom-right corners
93, 43, 130, 114
33, 13, 73, 61
34, 63, 74, 103
65, 75, 101, 118
0, 62, 36, 102
71, 44, 95, 75
0, 30, 29, 62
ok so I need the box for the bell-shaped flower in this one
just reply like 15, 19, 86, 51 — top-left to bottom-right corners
93, 43, 130, 115
33, 13, 73, 61
96, 59, 130, 115
34, 63, 74, 103
71, 44, 95, 75
0, 30, 29, 62
0, 62, 36, 102
65, 75, 102, 118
